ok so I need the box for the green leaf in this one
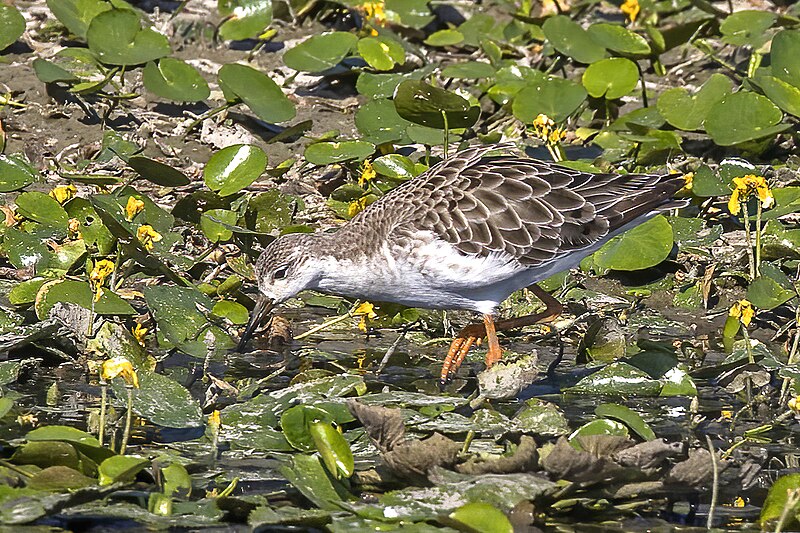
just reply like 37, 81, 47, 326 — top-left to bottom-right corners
355, 98, 411, 144
309, 421, 354, 479
218, 0, 272, 41
747, 263, 796, 310
594, 403, 656, 441
372, 153, 417, 179
218, 63, 296, 123
393, 80, 480, 129
0, 154, 38, 192
203, 144, 267, 196
142, 58, 210, 102
593, 215, 674, 271
109, 369, 204, 428
424, 29, 463, 47
569, 419, 629, 445
567, 362, 663, 396
448, 502, 513, 533
441, 61, 496, 79
46, 0, 113, 39
26, 425, 101, 447
720, 10, 776, 47
656, 73, 732, 131
211, 300, 249, 324
249, 189, 298, 233
357, 36, 405, 71
128, 155, 192, 186
385, 0, 433, 29
200, 209, 238, 242
771, 29, 800, 87
98, 455, 149, 486
304, 141, 375, 165
542, 15, 606, 64
34, 279, 136, 319
15, 191, 68, 227
582, 57, 639, 99
161, 463, 192, 497
705, 91, 788, 146
586, 23, 651, 55
282, 31, 358, 72
512, 76, 587, 123
0, 5, 25, 51
281, 404, 333, 452
86, 9, 171, 66
760, 473, 800, 528
756, 75, 800, 118
27, 466, 96, 491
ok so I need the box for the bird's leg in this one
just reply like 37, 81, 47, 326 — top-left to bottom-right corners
439, 284, 564, 383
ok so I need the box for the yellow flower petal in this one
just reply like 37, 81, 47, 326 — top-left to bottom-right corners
137, 225, 162, 251
621, 0, 640, 22
729, 299, 754, 327
101, 356, 139, 388
132, 323, 148, 346
125, 196, 145, 221
49, 185, 77, 204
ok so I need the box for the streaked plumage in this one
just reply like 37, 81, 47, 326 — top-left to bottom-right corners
239, 144, 687, 380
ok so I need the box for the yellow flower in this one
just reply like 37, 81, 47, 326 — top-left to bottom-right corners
358, 160, 377, 187
101, 356, 139, 388
68, 217, 82, 238
49, 185, 76, 204
132, 323, 148, 346
137, 225, 162, 251
789, 396, 800, 414
360, 1, 386, 25
621, 0, 640, 22
208, 410, 221, 431
348, 197, 369, 218
681, 172, 694, 192
125, 196, 145, 221
729, 299, 754, 327
354, 301, 378, 332
90, 259, 115, 302
728, 174, 774, 216
531, 114, 564, 146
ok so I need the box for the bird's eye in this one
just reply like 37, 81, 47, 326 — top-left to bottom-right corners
273, 266, 289, 280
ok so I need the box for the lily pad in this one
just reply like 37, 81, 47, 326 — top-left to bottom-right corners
86, 9, 171, 66
304, 141, 376, 165
705, 91, 788, 146
512, 76, 587, 123
109, 369, 203, 428
203, 144, 267, 197
283, 31, 358, 73
747, 263, 796, 310
218, 0, 272, 41
0, 5, 25, 51
542, 15, 606, 64
656, 73, 732, 131
594, 403, 656, 441
357, 36, 405, 71
46, 0, 113, 39
0, 154, 38, 192
720, 10, 776, 48
447, 502, 513, 533
442, 61, 496, 79
218, 63, 296, 124
355, 98, 411, 144
582, 58, 639, 99
756, 75, 800, 118
567, 362, 663, 396
98, 455, 149, 485
128, 155, 192, 187
586, 23, 651, 55
15, 192, 69, 228
593, 215, 674, 271
771, 29, 800, 87
142, 58, 210, 103
393, 80, 480, 130
34, 279, 135, 319
200, 209, 238, 242
424, 29, 463, 47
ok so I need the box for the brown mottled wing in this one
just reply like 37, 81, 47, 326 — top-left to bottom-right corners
386, 146, 685, 267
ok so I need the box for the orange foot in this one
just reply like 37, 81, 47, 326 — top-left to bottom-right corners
440, 315, 503, 383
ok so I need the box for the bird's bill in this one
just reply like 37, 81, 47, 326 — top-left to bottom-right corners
237, 296, 274, 352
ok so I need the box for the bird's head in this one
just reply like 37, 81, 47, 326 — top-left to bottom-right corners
238, 232, 322, 350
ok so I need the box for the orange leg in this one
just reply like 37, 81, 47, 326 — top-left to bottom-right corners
439, 284, 563, 383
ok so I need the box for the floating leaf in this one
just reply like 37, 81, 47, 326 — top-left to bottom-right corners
0, 154, 38, 192
128, 155, 191, 187
46, 0, 113, 39
593, 215, 674, 271
594, 403, 656, 441
586, 23, 651, 55
542, 15, 606, 64
203, 144, 267, 197
98, 455, 149, 486
211, 300, 249, 324
756, 75, 800, 118
309, 421, 354, 479
142, 58, 210, 103
657, 73, 732, 131
441, 61, 496, 79
582, 57, 639, 99
385, 0, 434, 29
304, 141, 376, 165
393, 80, 480, 129
760, 473, 800, 529
218, 63, 296, 123
282, 31, 358, 73
109, 370, 204, 428
355, 98, 411, 144
705, 91, 788, 146
747, 263, 796, 310
86, 9, 171, 66
771, 29, 800, 87
720, 10, 776, 48
447, 502, 513, 533
424, 29, 463, 47
34, 279, 135, 319
0, 5, 25, 51
357, 36, 405, 71
218, 0, 272, 41
512, 76, 587, 123
200, 209, 238, 242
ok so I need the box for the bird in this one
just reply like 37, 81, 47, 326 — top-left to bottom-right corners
237, 144, 687, 382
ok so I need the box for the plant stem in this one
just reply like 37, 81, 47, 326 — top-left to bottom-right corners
120, 385, 134, 455
706, 434, 718, 529
294, 301, 362, 340
98, 381, 107, 446
441, 110, 449, 159
742, 202, 756, 280
183, 102, 235, 137
756, 201, 763, 277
